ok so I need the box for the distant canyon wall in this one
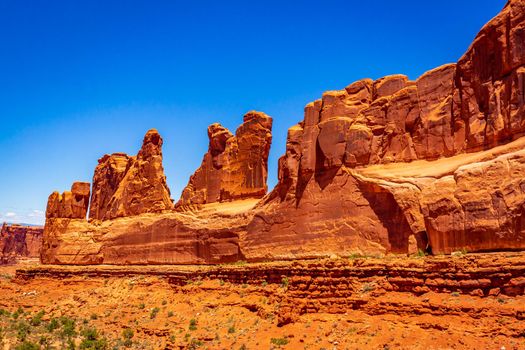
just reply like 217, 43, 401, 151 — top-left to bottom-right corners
1, 223, 43, 264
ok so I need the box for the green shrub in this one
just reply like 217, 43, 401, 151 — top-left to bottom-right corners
16, 321, 30, 341
46, 318, 59, 332
270, 337, 288, 346
31, 310, 45, 326
150, 307, 160, 319
228, 325, 235, 334
80, 327, 107, 350
15, 341, 39, 350
189, 318, 197, 331
90, 313, 98, 320
60, 317, 77, 338
12, 307, 24, 319
280, 277, 289, 289
122, 328, 134, 340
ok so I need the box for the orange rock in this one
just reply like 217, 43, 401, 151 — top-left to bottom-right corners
46, 181, 90, 219
0, 223, 43, 264
177, 111, 272, 206
89, 129, 173, 220
41, 1, 525, 264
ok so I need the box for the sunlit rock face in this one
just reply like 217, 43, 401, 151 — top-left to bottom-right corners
177, 111, 273, 207
242, 0, 525, 260
41, 1, 525, 264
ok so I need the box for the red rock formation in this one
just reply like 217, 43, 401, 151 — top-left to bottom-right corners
178, 111, 273, 206
0, 223, 43, 264
46, 182, 90, 219
89, 129, 173, 220
242, 0, 525, 259
41, 0, 525, 264
42, 128, 247, 265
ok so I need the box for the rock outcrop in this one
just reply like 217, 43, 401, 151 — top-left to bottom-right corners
46, 182, 91, 219
42, 129, 250, 265
89, 129, 174, 220
0, 223, 43, 264
177, 111, 273, 206
241, 0, 525, 259
41, 0, 525, 264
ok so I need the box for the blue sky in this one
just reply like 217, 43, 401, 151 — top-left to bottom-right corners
0, 0, 507, 225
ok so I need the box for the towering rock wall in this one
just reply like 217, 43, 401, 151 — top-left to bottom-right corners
0, 223, 43, 264
41, 0, 525, 264
178, 111, 273, 206
241, 0, 525, 259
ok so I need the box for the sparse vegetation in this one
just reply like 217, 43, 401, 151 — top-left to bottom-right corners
122, 328, 134, 347
270, 337, 289, 346
30, 311, 45, 327
361, 283, 375, 293
228, 325, 236, 333
150, 307, 160, 319
280, 276, 289, 289
189, 318, 197, 331
15, 341, 39, 350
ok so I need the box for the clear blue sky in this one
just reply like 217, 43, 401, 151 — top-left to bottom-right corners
0, 0, 507, 225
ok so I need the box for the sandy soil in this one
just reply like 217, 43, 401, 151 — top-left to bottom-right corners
0, 256, 524, 349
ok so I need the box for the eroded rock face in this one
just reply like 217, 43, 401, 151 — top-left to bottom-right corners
0, 223, 43, 264
88, 129, 173, 220
178, 111, 273, 206
42, 1, 525, 264
46, 182, 91, 219
243, 0, 525, 259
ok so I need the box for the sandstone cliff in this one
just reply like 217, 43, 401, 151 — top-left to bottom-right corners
177, 111, 273, 206
242, 0, 525, 259
41, 129, 250, 264
0, 223, 43, 264
41, 0, 525, 264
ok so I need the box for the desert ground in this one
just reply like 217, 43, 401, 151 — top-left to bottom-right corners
1, 254, 524, 350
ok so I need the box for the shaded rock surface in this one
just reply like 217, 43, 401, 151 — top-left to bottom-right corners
177, 111, 273, 206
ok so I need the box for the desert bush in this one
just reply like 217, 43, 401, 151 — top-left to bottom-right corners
16, 321, 30, 341
150, 307, 160, 319
46, 318, 59, 332
15, 341, 39, 350
270, 337, 288, 346
189, 319, 197, 331
30, 310, 45, 326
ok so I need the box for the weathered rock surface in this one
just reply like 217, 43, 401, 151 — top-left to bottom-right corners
89, 129, 174, 220
178, 111, 273, 206
46, 182, 91, 219
41, 0, 525, 264
242, 0, 525, 259
41, 200, 256, 264
0, 223, 43, 264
